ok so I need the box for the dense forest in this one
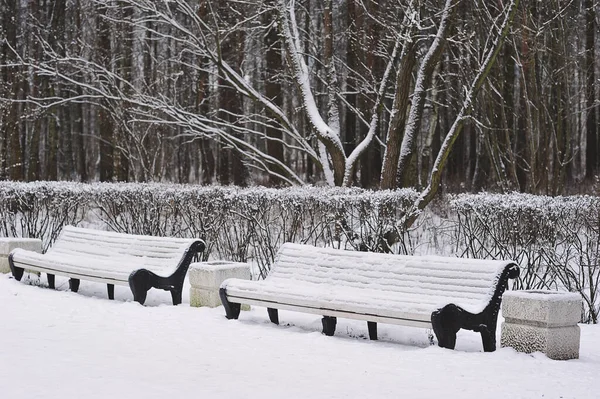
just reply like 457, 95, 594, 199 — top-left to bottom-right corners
0, 0, 598, 195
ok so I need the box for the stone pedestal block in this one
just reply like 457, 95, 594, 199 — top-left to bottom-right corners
0, 238, 42, 273
501, 290, 582, 360
189, 261, 251, 308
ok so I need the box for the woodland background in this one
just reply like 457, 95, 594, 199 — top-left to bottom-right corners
0, 0, 598, 195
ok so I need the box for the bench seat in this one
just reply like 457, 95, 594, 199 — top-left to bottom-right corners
9, 250, 173, 285
224, 279, 483, 327
220, 243, 519, 351
9, 226, 206, 305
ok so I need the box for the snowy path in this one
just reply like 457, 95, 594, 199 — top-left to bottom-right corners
1, 274, 598, 399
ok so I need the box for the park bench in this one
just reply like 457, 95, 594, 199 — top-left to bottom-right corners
8, 226, 205, 305
220, 243, 519, 351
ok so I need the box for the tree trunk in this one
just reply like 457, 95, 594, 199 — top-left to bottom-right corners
344, 0, 359, 157
584, 0, 598, 179
379, 11, 416, 189
400, 0, 520, 230
396, 0, 457, 187
97, 4, 114, 182
358, 0, 381, 189
265, 0, 285, 186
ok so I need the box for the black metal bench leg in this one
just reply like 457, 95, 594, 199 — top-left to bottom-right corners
8, 253, 24, 281
170, 289, 182, 306
69, 278, 80, 292
131, 284, 148, 305
431, 304, 462, 350
267, 308, 279, 325
367, 321, 378, 340
438, 329, 457, 349
107, 284, 114, 300
47, 274, 55, 289
219, 288, 241, 319
480, 328, 496, 352
322, 316, 337, 336
128, 270, 153, 305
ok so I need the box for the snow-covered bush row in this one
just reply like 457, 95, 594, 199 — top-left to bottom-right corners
0, 181, 91, 251
0, 181, 418, 278
451, 193, 600, 323
1, 182, 597, 322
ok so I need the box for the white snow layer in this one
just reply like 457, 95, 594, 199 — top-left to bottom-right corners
1, 273, 598, 399
10, 226, 198, 283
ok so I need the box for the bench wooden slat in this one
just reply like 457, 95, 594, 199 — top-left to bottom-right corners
270, 267, 497, 291
270, 252, 502, 298
50, 245, 186, 260
14, 250, 180, 278
266, 272, 492, 301
9, 253, 131, 285
275, 252, 503, 276
55, 235, 191, 251
54, 239, 192, 255
56, 232, 192, 254
226, 294, 434, 329
224, 281, 485, 315
51, 228, 195, 261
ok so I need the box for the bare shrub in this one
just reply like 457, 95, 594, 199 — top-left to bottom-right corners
452, 193, 600, 323
0, 182, 419, 278
0, 182, 90, 251
3, 182, 595, 322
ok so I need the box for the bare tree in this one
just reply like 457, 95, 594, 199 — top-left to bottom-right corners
399, 0, 521, 230
3, 0, 598, 212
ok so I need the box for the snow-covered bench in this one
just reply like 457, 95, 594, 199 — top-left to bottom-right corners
8, 226, 206, 305
220, 243, 520, 351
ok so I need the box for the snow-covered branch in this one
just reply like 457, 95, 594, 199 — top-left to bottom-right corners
395, 0, 457, 186
277, 0, 345, 186
400, 0, 521, 230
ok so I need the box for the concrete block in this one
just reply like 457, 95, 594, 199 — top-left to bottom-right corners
0, 238, 42, 273
501, 322, 580, 360
501, 290, 582, 360
189, 261, 251, 308
190, 286, 250, 310
502, 290, 582, 327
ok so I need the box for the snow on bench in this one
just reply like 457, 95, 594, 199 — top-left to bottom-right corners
8, 226, 206, 305
220, 243, 519, 351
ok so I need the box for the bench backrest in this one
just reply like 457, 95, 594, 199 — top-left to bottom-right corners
268, 243, 518, 314
48, 226, 199, 270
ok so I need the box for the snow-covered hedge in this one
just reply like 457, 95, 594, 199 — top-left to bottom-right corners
451, 193, 600, 323
0, 182, 418, 278
0, 181, 92, 251
2, 182, 597, 323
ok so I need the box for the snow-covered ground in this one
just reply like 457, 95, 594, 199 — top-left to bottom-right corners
1, 273, 598, 399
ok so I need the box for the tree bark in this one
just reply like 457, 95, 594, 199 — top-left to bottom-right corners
379, 42, 416, 189
396, 0, 457, 187
401, 0, 520, 230
97, 3, 114, 182
265, 0, 285, 186
584, 0, 598, 179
